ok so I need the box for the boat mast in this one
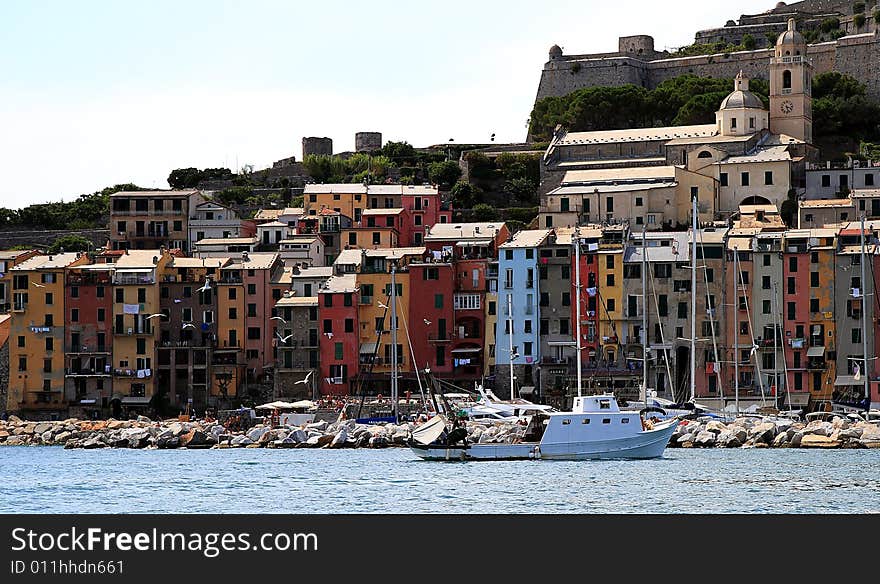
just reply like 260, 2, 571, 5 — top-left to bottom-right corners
391, 262, 399, 423
733, 248, 740, 417
575, 226, 583, 398
641, 228, 648, 404
507, 292, 515, 400
860, 213, 870, 406
690, 191, 697, 404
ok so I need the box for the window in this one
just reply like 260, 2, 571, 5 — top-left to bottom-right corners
811, 252, 819, 264
540, 292, 549, 307
559, 319, 569, 335
423, 268, 439, 281
344, 319, 354, 333
228, 307, 237, 319
434, 294, 444, 309
749, 117, 755, 129
43, 358, 52, 373
44, 314, 53, 327
809, 271, 819, 287
720, 173, 728, 187
787, 277, 795, 294
606, 255, 614, 269
324, 295, 333, 307
45, 337, 53, 352
247, 303, 257, 317
523, 342, 532, 356
561, 292, 571, 307
740, 271, 749, 285
654, 264, 671, 278
18, 356, 26, 372
525, 249, 534, 260
247, 327, 260, 340
635, 197, 643, 207
323, 320, 332, 334
678, 302, 687, 319
821, 175, 831, 188
17, 336, 24, 348
97, 308, 105, 322
504, 250, 513, 261
762, 300, 771, 314
787, 302, 796, 321
96, 286, 104, 298
788, 257, 797, 273
658, 295, 668, 317
344, 293, 352, 307
436, 346, 445, 366
607, 299, 615, 312
488, 300, 496, 315
136, 338, 146, 355
606, 197, 613, 213
606, 274, 615, 287
183, 286, 192, 298
524, 320, 532, 334
504, 269, 513, 289
852, 328, 862, 344
45, 292, 53, 305
741, 172, 749, 186
810, 298, 819, 313
731, 117, 737, 130
137, 288, 146, 303
247, 284, 256, 295
764, 171, 773, 185
335, 342, 344, 360
182, 307, 192, 321
783, 69, 792, 90
173, 220, 182, 232
70, 286, 79, 299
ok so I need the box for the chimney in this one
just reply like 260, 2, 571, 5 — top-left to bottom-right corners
152, 256, 159, 265
242, 251, 249, 262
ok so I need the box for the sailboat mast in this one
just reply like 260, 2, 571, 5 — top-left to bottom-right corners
641, 229, 648, 404
860, 214, 870, 405
508, 292, 515, 400
690, 192, 697, 404
733, 248, 740, 417
575, 227, 583, 398
390, 262, 399, 422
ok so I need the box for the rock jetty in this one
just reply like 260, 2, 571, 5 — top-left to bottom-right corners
0, 415, 419, 450
669, 416, 880, 449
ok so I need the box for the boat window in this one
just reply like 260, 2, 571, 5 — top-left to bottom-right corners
602, 418, 611, 424
599, 400, 610, 409
621, 418, 630, 424
562, 419, 571, 425
582, 418, 590, 424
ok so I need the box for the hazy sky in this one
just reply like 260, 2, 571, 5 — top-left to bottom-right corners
1, 0, 774, 207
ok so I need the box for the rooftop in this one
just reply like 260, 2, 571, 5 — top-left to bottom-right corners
194, 237, 259, 246
624, 232, 691, 263
554, 124, 716, 146
425, 223, 504, 241
499, 229, 553, 249
362, 208, 404, 216
718, 145, 792, 164
12, 252, 82, 271
275, 295, 319, 307
320, 274, 359, 294
169, 257, 230, 269
112, 250, 168, 269
561, 166, 677, 185
304, 184, 439, 195
254, 209, 283, 220
0, 250, 35, 261
334, 247, 427, 267
222, 252, 280, 270
110, 190, 199, 198
799, 199, 852, 209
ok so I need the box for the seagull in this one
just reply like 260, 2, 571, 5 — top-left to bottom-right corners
145, 313, 166, 320
423, 367, 431, 374
423, 319, 432, 326
31, 281, 45, 288
294, 371, 314, 385
276, 332, 293, 343
270, 316, 287, 324
197, 280, 212, 293
324, 332, 334, 339
182, 323, 196, 330
378, 302, 388, 309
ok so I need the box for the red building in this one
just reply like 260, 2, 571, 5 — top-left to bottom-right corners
408, 261, 456, 378
781, 231, 812, 407
64, 263, 115, 418
571, 228, 601, 372
317, 274, 359, 396
400, 191, 452, 246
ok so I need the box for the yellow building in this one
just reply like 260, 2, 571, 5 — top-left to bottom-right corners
597, 226, 625, 365
214, 263, 246, 401
0, 250, 40, 313
341, 227, 399, 250
7, 252, 88, 418
109, 250, 172, 408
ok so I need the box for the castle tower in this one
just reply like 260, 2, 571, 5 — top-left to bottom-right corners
769, 18, 813, 144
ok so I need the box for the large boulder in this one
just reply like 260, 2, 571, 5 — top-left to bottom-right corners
772, 432, 789, 447
330, 429, 348, 448
180, 429, 211, 448
306, 420, 329, 432
800, 434, 840, 448
33, 422, 54, 435
156, 435, 180, 449
748, 422, 777, 444
694, 431, 716, 447
7, 415, 23, 425
288, 429, 308, 443
82, 436, 107, 449
137, 415, 152, 424
247, 426, 268, 442
231, 435, 254, 447
676, 432, 695, 444
705, 420, 727, 434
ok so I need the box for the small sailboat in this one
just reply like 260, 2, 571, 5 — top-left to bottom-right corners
408, 226, 680, 461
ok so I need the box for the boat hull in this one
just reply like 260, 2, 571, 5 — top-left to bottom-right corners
409, 419, 679, 461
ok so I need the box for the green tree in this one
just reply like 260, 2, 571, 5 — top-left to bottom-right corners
427, 161, 462, 189
47, 234, 93, 254
472, 203, 500, 221
502, 178, 539, 206
381, 141, 416, 162
451, 181, 475, 208
742, 34, 756, 50
167, 168, 201, 189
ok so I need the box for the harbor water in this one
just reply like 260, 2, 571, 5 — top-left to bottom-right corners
2, 447, 879, 513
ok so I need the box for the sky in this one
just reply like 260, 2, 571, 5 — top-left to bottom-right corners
0, 0, 775, 208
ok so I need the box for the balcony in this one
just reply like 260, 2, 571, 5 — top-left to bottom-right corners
428, 333, 453, 343
113, 368, 152, 378
114, 274, 155, 286
12, 303, 26, 312
66, 346, 110, 354
220, 275, 243, 284
65, 368, 111, 377
114, 327, 154, 336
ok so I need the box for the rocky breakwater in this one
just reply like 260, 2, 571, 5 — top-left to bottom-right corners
669, 416, 880, 449
0, 415, 420, 450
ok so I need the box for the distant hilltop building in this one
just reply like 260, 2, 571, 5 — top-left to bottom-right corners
534, 0, 880, 114
355, 132, 383, 153
302, 136, 333, 158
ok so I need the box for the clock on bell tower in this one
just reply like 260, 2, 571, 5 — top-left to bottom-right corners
770, 19, 813, 144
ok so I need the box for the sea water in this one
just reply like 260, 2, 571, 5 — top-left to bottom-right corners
1, 447, 878, 513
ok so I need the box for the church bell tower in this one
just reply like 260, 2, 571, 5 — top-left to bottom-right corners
769, 19, 813, 144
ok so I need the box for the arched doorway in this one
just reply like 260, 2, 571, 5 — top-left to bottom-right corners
740, 195, 772, 206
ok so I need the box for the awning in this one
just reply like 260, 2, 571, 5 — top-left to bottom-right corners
835, 375, 861, 386
121, 397, 151, 405
547, 341, 576, 346
519, 386, 536, 396
360, 342, 378, 354
807, 346, 826, 357
456, 240, 491, 247
450, 347, 483, 354
78, 399, 97, 405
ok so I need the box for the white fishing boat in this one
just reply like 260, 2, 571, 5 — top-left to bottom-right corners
408, 394, 679, 461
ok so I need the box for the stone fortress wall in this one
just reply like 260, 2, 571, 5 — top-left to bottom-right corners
534, 0, 880, 108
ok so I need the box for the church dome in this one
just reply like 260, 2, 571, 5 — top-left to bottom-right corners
719, 90, 764, 110
719, 71, 764, 110
549, 44, 563, 59
777, 18, 804, 47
